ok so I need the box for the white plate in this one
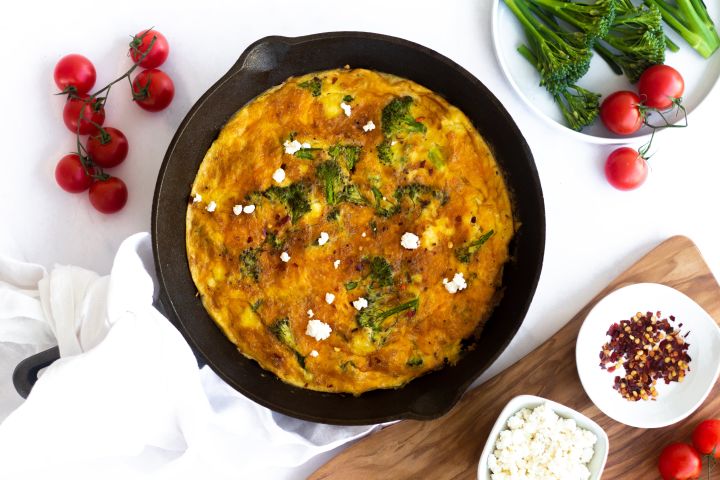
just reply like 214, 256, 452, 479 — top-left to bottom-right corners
576, 283, 720, 428
477, 395, 609, 480
492, 1, 720, 143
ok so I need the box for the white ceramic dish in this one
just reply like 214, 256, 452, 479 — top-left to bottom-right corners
477, 394, 609, 480
576, 283, 720, 429
491, 0, 720, 143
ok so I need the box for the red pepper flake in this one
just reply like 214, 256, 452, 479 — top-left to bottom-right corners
599, 311, 691, 402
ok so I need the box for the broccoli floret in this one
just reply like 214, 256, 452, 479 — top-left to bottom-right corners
264, 231, 285, 251
326, 208, 340, 221
645, 0, 720, 58
394, 183, 449, 209
517, 43, 600, 131
339, 183, 370, 206
368, 256, 394, 288
294, 147, 322, 160
262, 183, 311, 223
427, 145, 445, 169
371, 186, 400, 217
356, 297, 419, 333
504, 0, 595, 94
316, 160, 344, 205
376, 139, 393, 165
342, 94, 354, 102
528, 0, 617, 38
406, 356, 424, 367
455, 230, 495, 263
269, 317, 306, 369
381, 96, 427, 137
298, 77, 322, 97
239, 247, 262, 282
595, 0, 665, 83
328, 144, 362, 171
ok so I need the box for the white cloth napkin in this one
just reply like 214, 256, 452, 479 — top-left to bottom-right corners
0, 233, 378, 479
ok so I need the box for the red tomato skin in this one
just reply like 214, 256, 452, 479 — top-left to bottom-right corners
692, 419, 720, 458
62, 95, 105, 135
658, 443, 702, 480
129, 29, 169, 69
638, 65, 685, 110
605, 147, 648, 191
86, 127, 129, 168
55, 154, 93, 193
132, 69, 174, 112
89, 177, 128, 214
600, 91, 644, 135
53, 54, 96, 94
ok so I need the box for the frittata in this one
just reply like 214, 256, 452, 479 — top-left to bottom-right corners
186, 68, 514, 394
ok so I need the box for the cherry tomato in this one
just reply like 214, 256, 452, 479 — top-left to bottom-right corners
658, 443, 702, 480
86, 127, 128, 168
605, 147, 648, 191
55, 154, 93, 193
89, 177, 128, 214
600, 91, 644, 135
692, 419, 720, 458
53, 54, 96, 94
129, 29, 169, 69
132, 69, 174, 112
63, 95, 105, 135
639, 65, 685, 110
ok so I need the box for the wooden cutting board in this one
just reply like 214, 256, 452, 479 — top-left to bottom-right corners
311, 236, 720, 479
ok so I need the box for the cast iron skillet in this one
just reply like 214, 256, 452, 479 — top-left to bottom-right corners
17, 32, 545, 425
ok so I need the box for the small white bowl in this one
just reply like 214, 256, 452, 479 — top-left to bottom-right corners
477, 395, 609, 480
576, 283, 720, 429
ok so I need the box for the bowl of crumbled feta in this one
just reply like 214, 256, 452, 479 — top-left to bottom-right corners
477, 395, 608, 480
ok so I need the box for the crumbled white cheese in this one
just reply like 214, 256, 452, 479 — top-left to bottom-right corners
391, 140, 397, 146
340, 102, 352, 117
443, 272, 468, 294
272, 168, 286, 184
205, 201, 217, 213
362, 120, 376, 132
352, 297, 368, 311
280, 251, 291, 263
488, 403, 597, 480
306, 319, 332, 341
192, 193, 202, 203
325, 292, 335, 304
310, 350, 319, 357
307, 309, 314, 318
317, 231, 330, 246
301, 142, 311, 149
283, 139, 302, 154
401, 232, 420, 250
233, 204, 243, 216
243, 204, 255, 214
333, 259, 341, 269
361, 232, 367, 238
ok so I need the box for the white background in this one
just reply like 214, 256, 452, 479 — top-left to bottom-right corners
1, 0, 719, 470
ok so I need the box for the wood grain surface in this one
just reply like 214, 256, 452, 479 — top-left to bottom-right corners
311, 236, 720, 480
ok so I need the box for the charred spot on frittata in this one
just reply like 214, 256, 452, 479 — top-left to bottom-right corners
186, 68, 514, 394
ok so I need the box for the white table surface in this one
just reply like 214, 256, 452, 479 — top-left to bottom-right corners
2, 0, 720, 472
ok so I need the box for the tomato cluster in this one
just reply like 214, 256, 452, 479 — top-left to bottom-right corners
600, 65, 685, 191
658, 419, 720, 480
53, 29, 174, 214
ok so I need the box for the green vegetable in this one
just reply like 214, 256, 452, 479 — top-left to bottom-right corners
527, 0, 617, 38
239, 247, 261, 282
343, 94, 354, 102
316, 160, 344, 205
328, 144, 362, 171
356, 297, 419, 333
326, 208, 340, 221
294, 147, 322, 160
261, 182, 311, 223
250, 299, 263, 312
381, 96, 427, 137
427, 145, 446, 169
269, 317, 306, 369
339, 183, 370, 206
456, 229, 495, 263
345, 280, 359, 291
376, 138, 394, 165
595, 0, 666, 83
369, 219, 378, 235
503, 0, 595, 95
368, 256, 394, 288
518, 44, 600, 131
406, 356, 424, 367
371, 186, 400, 217
298, 77, 322, 97
645, 0, 719, 58
264, 231, 285, 251
394, 183, 449, 209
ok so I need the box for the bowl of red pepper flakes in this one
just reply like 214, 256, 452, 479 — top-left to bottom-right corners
599, 311, 691, 402
576, 283, 720, 429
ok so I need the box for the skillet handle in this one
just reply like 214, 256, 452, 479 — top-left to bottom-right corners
13, 346, 60, 399
13, 298, 206, 398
